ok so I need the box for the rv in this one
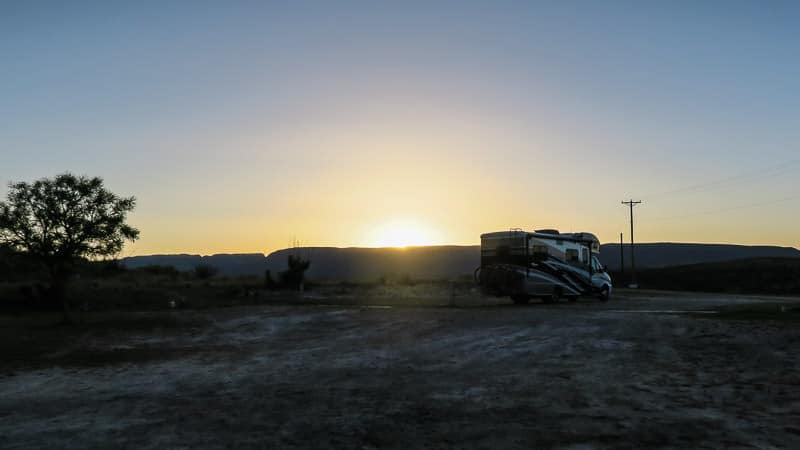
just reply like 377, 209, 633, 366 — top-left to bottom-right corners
477, 229, 612, 304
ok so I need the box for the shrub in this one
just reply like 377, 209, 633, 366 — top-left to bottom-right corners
140, 265, 180, 278
280, 254, 310, 290
194, 264, 219, 280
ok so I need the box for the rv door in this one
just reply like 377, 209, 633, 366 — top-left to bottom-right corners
581, 247, 590, 267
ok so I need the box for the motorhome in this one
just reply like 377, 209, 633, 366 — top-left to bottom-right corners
477, 229, 612, 303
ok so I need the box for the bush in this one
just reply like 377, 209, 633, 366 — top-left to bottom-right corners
0, 245, 45, 282
194, 264, 219, 280
139, 265, 180, 278
264, 270, 278, 290
397, 274, 415, 286
280, 254, 310, 290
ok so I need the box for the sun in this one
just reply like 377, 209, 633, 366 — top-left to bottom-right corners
367, 219, 440, 248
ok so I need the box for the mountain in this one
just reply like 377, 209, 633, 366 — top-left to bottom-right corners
120, 247, 480, 281
611, 257, 800, 296
599, 243, 800, 271
120, 243, 800, 281
264, 246, 480, 282
121, 253, 265, 275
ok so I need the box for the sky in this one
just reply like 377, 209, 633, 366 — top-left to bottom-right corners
1, 1, 799, 255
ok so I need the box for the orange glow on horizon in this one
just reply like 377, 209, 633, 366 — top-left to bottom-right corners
362, 218, 441, 248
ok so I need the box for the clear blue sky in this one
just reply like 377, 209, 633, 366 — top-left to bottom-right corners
2, 1, 799, 254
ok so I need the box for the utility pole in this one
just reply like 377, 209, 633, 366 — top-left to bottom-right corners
621, 200, 642, 288
619, 233, 624, 276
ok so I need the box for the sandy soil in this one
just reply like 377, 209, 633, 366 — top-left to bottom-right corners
1, 291, 799, 449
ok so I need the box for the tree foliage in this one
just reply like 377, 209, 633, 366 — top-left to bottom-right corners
0, 174, 139, 260
0, 173, 139, 319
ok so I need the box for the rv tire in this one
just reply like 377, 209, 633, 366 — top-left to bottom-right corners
543, 287, 562, 304
599, 286, 610, 302
511, 295, 530, 305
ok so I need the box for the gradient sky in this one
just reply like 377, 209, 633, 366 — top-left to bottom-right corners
2, 1, 799, 255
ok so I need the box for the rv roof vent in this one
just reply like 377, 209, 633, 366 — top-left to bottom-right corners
535, 229, 560, 235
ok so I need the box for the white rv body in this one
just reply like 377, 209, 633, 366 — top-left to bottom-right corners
478, 229, 612, 303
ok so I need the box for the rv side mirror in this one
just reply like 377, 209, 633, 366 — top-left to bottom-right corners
602, 265, 608, 272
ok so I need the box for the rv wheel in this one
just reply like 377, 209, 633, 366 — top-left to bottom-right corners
511, 295, 530, 305
543, 287, 562, 304
599, 286, 610, 302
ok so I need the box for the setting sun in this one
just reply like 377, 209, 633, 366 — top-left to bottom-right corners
365, 219, 440, 248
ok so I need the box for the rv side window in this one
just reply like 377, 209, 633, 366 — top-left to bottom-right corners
565, 249, 579, 264
581, 248, 589, 264
531, 245, 548, 259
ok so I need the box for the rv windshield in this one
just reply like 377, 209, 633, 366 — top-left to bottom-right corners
591, 256, 603, 272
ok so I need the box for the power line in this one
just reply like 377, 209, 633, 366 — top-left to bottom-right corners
640, 193, 800, 222
640, 159, 800, 199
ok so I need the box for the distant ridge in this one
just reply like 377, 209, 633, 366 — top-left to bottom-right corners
120, 243, 800, 280
618, 257, 800, 296
600, 243, 800, 271
121, 253, 265, 274
265, 246, 479, 282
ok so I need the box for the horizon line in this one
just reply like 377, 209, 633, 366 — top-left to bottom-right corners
121, 240, 800, 258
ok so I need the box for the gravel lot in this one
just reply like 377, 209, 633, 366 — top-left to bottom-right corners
2, 290, 799, 449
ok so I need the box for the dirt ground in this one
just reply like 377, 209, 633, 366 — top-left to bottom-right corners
1, 290, 799, 449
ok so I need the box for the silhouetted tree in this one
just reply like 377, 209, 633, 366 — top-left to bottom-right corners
194, 263, 219, 280
0, 173, 139, 322
280, 254, 310, 290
